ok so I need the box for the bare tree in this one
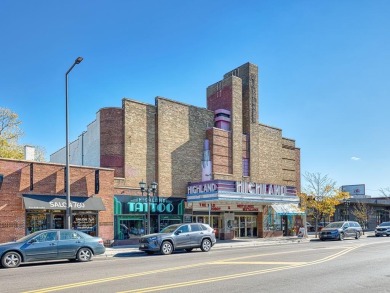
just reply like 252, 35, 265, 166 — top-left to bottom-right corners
33, 145, 47, 162
379, 187, 390, 198
351, 201, 374, 234
303, 172, 336, 198
302, 172, 346, 237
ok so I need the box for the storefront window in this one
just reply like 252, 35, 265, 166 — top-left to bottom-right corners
72, 213, 98, 236
26, 212, 50, 234
264, 208, 281, 231
114, 195, 184, 240
25, 210, 98, 236
159, 215, 182, 231
115, 215, 144, 240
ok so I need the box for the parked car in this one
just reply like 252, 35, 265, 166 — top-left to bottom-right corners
319, 221, 362, 241
306, 222, 314, 232
139, 223, 217, 255
317, 222, 330, 231
0, 229, 106, 268
375, 222, 390, 237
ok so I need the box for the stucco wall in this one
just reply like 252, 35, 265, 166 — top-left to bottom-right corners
50, 113, 101, 168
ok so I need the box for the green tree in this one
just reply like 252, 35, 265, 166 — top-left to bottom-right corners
0, 107, 24, 159
0, 107, 46, 161
299, 172, 348, 237
0, 137, 24, 159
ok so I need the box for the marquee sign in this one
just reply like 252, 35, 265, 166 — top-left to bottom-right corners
187, 180, 296, 196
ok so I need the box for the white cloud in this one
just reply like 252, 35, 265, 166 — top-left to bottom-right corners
351, 157, 361, 161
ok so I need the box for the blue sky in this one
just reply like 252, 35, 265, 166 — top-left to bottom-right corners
1, 1, 389, 195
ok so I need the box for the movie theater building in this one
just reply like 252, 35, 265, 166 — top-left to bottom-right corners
0, 157, 114, 243
50, 62, 302, 240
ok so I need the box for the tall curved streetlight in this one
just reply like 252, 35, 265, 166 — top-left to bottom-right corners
65, 57, 83, 229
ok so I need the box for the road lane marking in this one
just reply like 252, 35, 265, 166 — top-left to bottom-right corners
119, 246, 361, 293
213, 261, 308, 265
22, 244, 363, 293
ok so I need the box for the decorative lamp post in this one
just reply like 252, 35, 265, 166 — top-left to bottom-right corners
65, 57, 83, 229
345, 199, 351, 221
139, 180, 158, 234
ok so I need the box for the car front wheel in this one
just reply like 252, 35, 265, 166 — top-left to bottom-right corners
200, 239, 212, 252
1, 252, 22, 268
355, 232, 360, 239
77, 248, 93, 262
160, 241, 173, 255
339, 233, 344, 241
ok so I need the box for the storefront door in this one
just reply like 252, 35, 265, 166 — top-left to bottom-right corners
234, 216, 257, 238
53, 214, 64, 229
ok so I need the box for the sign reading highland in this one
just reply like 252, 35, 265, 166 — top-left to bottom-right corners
187, 180, 298, 204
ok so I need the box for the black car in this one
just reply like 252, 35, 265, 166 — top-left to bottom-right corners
139, 223, 217, 255
319, 221, 362, 241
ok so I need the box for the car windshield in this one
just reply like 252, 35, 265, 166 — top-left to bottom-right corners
379, 222, 390, 226
160, 224, 181, 233
325, 222, 344, 228
15, 231, 42, 243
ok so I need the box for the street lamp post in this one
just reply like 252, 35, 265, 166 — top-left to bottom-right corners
139, 180, 158, 235
65, 57, 83, 229
345, 199, 350, 221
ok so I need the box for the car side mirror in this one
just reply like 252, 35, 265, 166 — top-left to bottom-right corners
175, 230, 182, 235
28, 239, 37, 244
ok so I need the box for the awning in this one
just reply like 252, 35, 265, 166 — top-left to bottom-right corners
22, 194, 106, 211
271, 204, 304, 215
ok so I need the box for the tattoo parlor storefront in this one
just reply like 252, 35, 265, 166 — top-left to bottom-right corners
187, 180, 305, 240
114, 195, 185, 241
22, 194, 106, 236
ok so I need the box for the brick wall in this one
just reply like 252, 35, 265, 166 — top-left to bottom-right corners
123, 99, 156, 189
207, 128, 232, 174
100, 107, 124, 177
156, 97, 214, 197
0, 158, 114, 243
224, 62, 259, 134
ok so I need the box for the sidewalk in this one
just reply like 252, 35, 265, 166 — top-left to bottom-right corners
99, 231, 375, 258
98, 234, 299, 258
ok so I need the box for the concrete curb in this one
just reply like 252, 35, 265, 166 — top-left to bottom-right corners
98, 236, 311, 258
97, 231, 375, 258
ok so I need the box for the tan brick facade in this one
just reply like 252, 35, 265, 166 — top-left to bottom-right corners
123, 99, 157, 189
156, 98, 213, 197
205, 63, 300, 187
